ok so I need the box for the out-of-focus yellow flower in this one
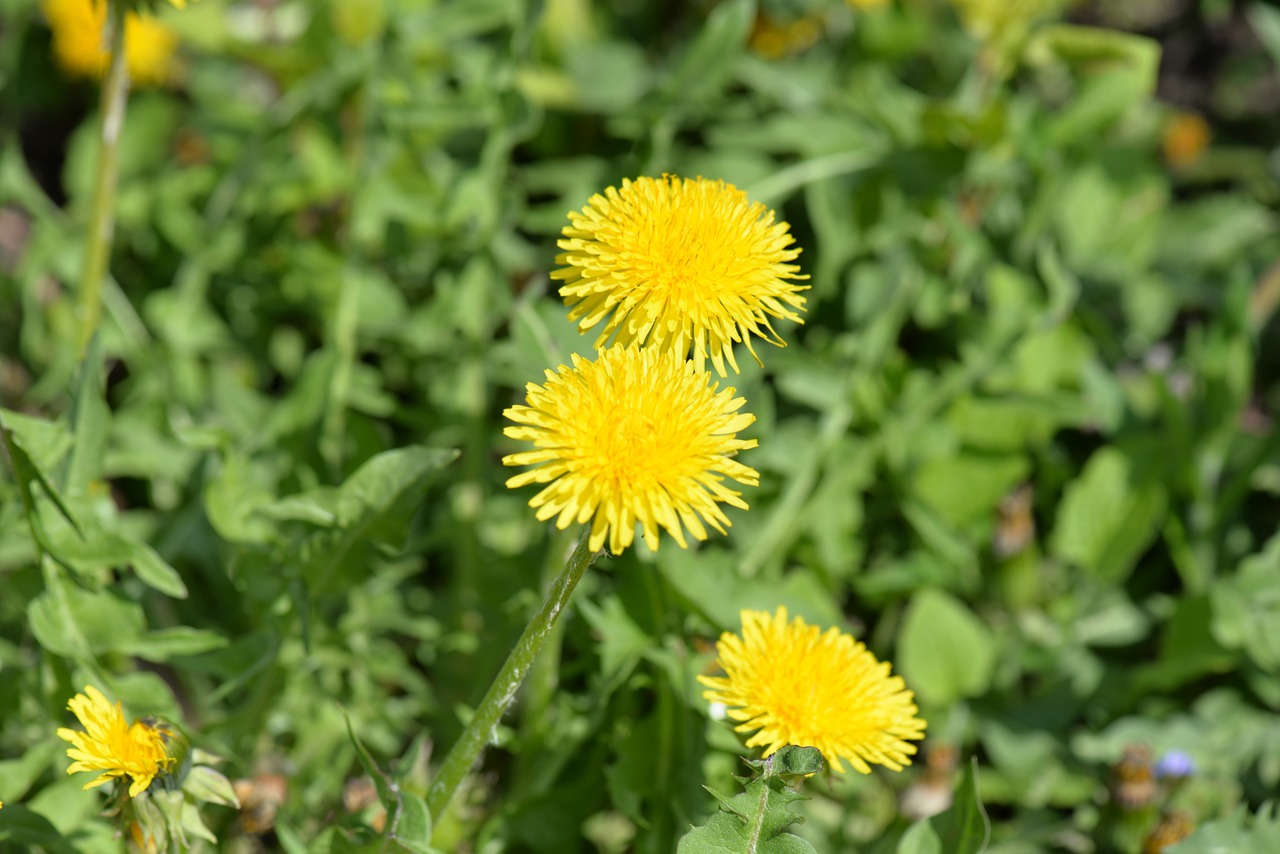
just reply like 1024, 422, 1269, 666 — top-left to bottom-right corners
56, 686, 175, 798
553, 175, 808, 377
42, 0, 179, 87
503, 346, 760, 554
847, 0, 889, 9
750, 14, 822, 60
700, 607, 927, 774
1162, 111, 1210, 169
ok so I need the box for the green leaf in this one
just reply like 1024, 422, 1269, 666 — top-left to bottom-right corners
28, 585, 144, 658
659, 0, 755, 108
1247, 4, 1280, 71
181, 765, 240, 808
677, 754, 818, 854
931, 758, 990, 854
1167, 803, 1280, 853
0, 415, 90, 584
344, 714, 439, 854
0, 409, 73, 473
658, 548, 844, 632
910, 452, 1029, 529
1138, 595, 1236, 692
896, 821, 942, 854
281, 446, 458, 593
1157, 195, 1277, 271
563, 40, 651, 112
0, 804, 79, 853
1210, 533, 1280, 672
41, 503, 188, 598
1030, 27, 1160, 145
772, 746, 824, 778
898, 588, 996, 706
59, 336, 109, 496
203, 452, 278, 544
577, 593, 651, 694
118, 627, 228, 662
1050, 446, 1166, 584
0, 742, 61, 805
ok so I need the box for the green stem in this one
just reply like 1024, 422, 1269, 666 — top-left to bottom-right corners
517, 527, 579, 752
76, 0, 130, 357
642, 565, 675, 851
426, 532, 598, 821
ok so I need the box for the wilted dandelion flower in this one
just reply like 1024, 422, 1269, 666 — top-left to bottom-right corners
699, 607, 927, 774
1143, 810, 1195, 854
553, 175, 808, 377
42, 0, 179, 86
56, 686, 174, 798
503, 346, 760, 554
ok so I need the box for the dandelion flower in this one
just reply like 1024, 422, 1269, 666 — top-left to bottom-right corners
42, 0, 179, 87
503, 346, 759, 554
700, 607, 927, 774
552, 176, 808, 377
56, 686, 174, 798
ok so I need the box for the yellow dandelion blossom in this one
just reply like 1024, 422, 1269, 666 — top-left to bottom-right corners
700, 607, 927, 774
1162, 112, 1210, 169
42, 0, 179, 87
56, 686, 174, 798
503, 346, 760, 554
552, 176, 809, 377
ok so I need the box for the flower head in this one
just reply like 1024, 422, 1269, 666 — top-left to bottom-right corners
56, 686, 174, 798
699, 607, 927, 774
1154, 750, 1195, 780
42, 0, 179, 87
503, 346, 759, 554
1162, 112, 1210, 169
552, 176, 808, 377
1143, 810, 1195, 854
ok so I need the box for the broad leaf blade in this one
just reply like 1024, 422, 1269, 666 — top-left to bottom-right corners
931, 758, 990, 854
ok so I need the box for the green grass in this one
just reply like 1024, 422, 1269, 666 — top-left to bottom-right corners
2, 0, 1280, 851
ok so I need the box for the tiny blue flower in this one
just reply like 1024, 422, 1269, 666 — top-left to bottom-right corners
1155, 750, 1195, 779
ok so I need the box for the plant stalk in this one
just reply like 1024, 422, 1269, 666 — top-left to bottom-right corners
426, 532, 597, 821
76, 0, 130, 357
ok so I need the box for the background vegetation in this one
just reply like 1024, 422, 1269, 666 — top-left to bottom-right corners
2, 0, 1279, 851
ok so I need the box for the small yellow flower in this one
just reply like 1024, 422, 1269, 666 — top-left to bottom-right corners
42, 0, 179, 87
56, 686, 174, 798
503, 346, 760, 554
1162, 112, 1210, 169
552, 176, 808, 377
700, 607, 927, 774
749, 14, 822, 60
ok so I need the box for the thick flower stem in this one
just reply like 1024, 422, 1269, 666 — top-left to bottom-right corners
76, 0, 130, 357
426, 532, 597, 822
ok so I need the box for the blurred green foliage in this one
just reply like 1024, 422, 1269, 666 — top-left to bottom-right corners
1, 0, 1279, 851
